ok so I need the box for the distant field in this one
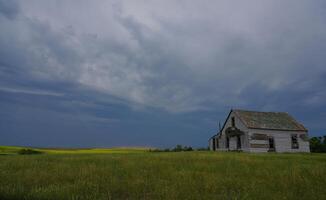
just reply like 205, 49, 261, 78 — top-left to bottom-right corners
0, 146, 149, 155
0, 147, 325, 200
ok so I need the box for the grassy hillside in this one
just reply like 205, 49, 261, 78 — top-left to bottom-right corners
0, 148, 325, 200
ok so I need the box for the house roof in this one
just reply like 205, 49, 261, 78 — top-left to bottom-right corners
233, 109, 307, 132
208, 133, 219, 141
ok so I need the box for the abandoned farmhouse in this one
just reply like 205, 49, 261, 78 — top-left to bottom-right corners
209, 109, 310, 153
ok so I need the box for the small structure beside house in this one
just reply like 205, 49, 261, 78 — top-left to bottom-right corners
209, 109, 310, 153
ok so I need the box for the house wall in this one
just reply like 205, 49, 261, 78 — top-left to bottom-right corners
217, 137, 224, 151
209, 138, 213, 151
248, 129, 310, 153
208, 136, 219, 151
217, 111, 250, 152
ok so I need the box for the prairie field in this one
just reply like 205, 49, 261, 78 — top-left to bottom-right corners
0, 146, 325, 200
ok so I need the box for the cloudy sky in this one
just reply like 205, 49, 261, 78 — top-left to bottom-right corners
0, 0, 326, 148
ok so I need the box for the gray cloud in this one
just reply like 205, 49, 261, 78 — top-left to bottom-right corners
0, 86, 64, 96
1, 0, 326, 113
0, 0, 19, 19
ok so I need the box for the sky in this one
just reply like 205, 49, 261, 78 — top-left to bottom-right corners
0, 0, 326, 148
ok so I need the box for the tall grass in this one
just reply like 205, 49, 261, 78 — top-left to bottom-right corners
0, 151, 325, 200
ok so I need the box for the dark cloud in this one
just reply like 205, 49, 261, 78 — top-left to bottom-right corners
0, 0, 326, 147
0, 0, 19, 19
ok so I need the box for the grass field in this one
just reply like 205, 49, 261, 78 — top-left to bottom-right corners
0, 146, 325, 200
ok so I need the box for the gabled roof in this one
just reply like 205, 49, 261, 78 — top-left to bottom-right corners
233, 109, 307, 132
208, 133, 219, 141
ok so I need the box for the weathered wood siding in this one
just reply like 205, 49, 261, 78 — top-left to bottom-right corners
248, 129, 310, 153
209, 138, 213, 151
209, 136, 219, 151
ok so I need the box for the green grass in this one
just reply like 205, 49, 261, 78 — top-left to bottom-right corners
0, 147, 325, 200
0, 146, 26, 155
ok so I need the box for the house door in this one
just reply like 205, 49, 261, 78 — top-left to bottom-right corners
212, 138, 216, 151
237, 136, 241, 149
268, 137, 275, 152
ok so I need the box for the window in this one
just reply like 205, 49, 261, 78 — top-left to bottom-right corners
226, 137, 230, 148
212, 138, 216, 151
291, 134, 299, 149
268, 137, 275, 150
237, 136, 241, 149
231, 117, 235, 127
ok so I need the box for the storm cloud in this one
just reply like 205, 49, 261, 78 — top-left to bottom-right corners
1, 0, 326, 147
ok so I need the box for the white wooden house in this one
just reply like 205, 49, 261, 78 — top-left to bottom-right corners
209, 109, 310, 153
